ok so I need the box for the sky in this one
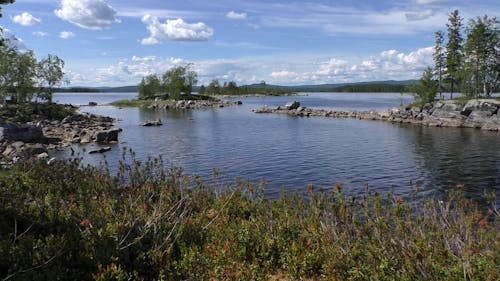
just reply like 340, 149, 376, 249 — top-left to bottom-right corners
0, 0, 498, 87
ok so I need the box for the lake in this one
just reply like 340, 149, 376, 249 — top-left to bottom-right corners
53, 92, 500, 202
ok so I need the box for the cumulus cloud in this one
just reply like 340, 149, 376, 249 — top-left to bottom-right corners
54, 0, 120, 30
141, 14, 214, 44
59, 31, 75, 39
416, 0, 445, 4
226, 11, 247, 20
405, 10, 433, 21
32, 31, 49, 37
12, 12, 41, 26
65, 47, 435, 87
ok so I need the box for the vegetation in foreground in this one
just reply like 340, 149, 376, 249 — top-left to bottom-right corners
0, 153, 498, 280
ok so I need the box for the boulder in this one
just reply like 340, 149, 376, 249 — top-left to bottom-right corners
481, 114, 500, 131
141, 119, 163, 126
463, 110, 493, 128
431, 109, 463, 119
89, 146, 112, 154
284, 101, 300, 110
95, 128, 121, 143
462, 99, 500, 116
88, 101, 98, 106
0, 123, 45, 143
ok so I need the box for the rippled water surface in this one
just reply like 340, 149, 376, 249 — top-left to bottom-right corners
54, 92, 500, 201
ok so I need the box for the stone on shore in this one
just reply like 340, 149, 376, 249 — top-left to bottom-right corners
141, 119, 163, 126
284, 101, 300, 110
95, 128, 121, 143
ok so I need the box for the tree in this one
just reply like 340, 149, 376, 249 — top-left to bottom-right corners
0, 0, 15, 46
0, 44, 17, 105
224, 81, 238, 95
36, 54, 65, 103
433, 31, 445, 99
138, 74, 161, 99
161, 64, 197, 100
462, 16, 499, 97
408, 67, 437, 105
198, 85, 206, 95
11, 50, 37, 103
445, 10, 463, 99
207, 79, 221, 95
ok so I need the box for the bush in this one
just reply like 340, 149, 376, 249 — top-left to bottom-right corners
0, 153, 498, 280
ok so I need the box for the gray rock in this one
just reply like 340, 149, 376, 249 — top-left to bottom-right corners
462, 99, 500, 116
284, 101, 300, 110
431, 109, 463, 119
141, 119, 163, 126
88, 101, 98, 106
0, 123, 44, 143
95, 128, 121, 143
89, 146, 112, 154
481, 114, 500, 131
463, 110, 493, 128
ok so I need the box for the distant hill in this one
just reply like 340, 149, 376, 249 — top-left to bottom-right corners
59, 80, 418, 93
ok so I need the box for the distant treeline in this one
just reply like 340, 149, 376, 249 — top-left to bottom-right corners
287, 84, 409, 93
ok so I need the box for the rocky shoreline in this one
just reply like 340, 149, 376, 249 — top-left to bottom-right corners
133, 99, 242, 110
253, 99, 500, 131
1, 111, 121, 162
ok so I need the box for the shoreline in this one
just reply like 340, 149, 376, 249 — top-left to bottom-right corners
253, 99, 500, 131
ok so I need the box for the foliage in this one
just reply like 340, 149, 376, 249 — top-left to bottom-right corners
433, 31, 445, 97
138, 74, 161, 100
137, 65, 198, 100
0, 102, 76, 123
407, 67, 438, 105
462, 16, 499, 98
445, 10, 464, 98
0, 153, 498, 280
36, 55, 66, 103
0, 45, 66, 105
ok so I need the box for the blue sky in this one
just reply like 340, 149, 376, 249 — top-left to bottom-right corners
1, 0, 498, 87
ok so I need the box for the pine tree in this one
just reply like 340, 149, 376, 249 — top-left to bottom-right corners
433, 31, 445, 99
445, 10, 463, 99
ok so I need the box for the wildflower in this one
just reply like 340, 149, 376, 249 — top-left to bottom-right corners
138, 204, 149, 212
395, 197, 404, 204
307, 184, 314, 194
473, 213, 483, 221
359, 199, 367, 208
260, 178, 267, 186
456, 183, 464, 190
143, 182, 154, 190
479, 220, 488, 229
335, 182, 343, 193
80, 219, 92, 228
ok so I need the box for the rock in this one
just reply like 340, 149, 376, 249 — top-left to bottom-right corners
284, 101, 300, 110
481, 114, 500, 131
23, 143, 48, 156
0, 123, 45, 143
88, 101, 98, 106
462, 99, 500, 116
89, 146, 112, 154
95, 128, 121, 143
141, 119, 163, 126
431, 109, 464, 119
463, 110, 493, 128
35, 152, 49, 159
440, 100, 463, 112
236, 101, 243, 105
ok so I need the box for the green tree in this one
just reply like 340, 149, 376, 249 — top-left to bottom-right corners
138, 74, 162, 99
445, 10, 463, 98
11, 50, 37, 103
0, 0, 15, 46
433, 31, 445, 99
462, 16, 499, 97
36, 54, 65, 103
198, 85, 206, 95
0, 44, 17, 105
408, 67, 437, 105
207, 79, 221, 95
223, 81, 239, 95
161, 64, 197, 100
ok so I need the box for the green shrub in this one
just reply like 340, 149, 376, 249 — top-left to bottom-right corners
0, 153, 498, 280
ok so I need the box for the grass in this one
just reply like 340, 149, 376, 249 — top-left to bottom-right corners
0, 151, 498, 280
110, 94, 218, 108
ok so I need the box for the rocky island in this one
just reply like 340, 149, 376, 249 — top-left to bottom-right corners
254, 99, 500, 131
0, 104, 121, 162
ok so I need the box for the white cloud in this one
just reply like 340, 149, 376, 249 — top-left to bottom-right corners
59, 31, 75, 39
66, 47, 434, 87
226, 11, 247, 20
54, 0, 120, 30
32, 31, 49, 37
0, 28, 26, 50
12, 12, 41, 26
141, 14, 214, 44
405, 10, 434, 21
416, 0, 445, 4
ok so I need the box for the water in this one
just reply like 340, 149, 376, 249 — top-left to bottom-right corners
53, 92, 500, 202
